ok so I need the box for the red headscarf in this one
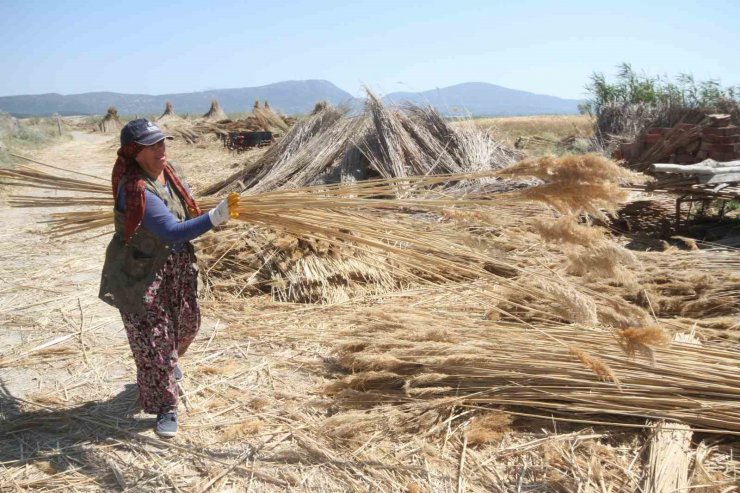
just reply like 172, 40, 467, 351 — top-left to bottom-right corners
112, 141, 202, 243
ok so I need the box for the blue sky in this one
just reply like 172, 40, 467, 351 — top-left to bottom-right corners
1, 0, 738, 99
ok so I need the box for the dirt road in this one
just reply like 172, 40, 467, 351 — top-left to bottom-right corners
0, 132, 122, 398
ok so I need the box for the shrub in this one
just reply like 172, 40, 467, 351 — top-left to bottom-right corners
582, 63, 740, 150
0, 113, 69, 167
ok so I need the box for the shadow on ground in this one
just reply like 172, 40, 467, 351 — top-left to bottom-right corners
0, 378, 151, 487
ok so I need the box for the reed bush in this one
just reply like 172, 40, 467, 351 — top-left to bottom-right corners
582, 63, 740, 151
0, 114, 70, 167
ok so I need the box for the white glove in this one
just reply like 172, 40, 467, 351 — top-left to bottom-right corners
208, 193, 240, 226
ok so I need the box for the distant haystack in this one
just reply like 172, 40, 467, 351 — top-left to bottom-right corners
155, 100, 198, 143
97, 106, 123, 133
156, 101, 185, 125
0, 112, 19, 143
203, 99, 228, 121
253, 101, 289, 133
311, 101, 329, 115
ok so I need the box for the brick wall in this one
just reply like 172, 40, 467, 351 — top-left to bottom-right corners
618, 114, 740, 164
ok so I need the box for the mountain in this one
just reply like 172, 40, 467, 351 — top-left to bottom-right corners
383, 82, 582, 116
0, 80, 583, 117
0, 80, 355, 117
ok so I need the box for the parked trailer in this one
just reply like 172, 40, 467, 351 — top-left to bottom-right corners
223, 131, 273, 153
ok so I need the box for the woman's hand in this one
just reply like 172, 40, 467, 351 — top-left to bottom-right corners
208, 192, 240, 226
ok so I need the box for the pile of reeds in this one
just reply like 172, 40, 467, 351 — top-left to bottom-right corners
322, 304, 740, 435
196, 225, 410, 303
201, 102, 348, 194
361, 93, 519, 178
252, 100, 290, 133
204, 91, 520, 196
158, 102, 294, 146
202, 98, 228, 122
155, 101, 183, 124
2, 153, 658, 313
210, 154, 657, 315
149, 101, 205, 144
95, 106, 123, 134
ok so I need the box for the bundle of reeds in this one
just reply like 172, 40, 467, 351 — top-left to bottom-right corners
405, 103, 520, 173
146, 101, 206, 144
205, 93, 519, 196
155, 101, 184, 125
96, 106, 123, 134
197, 225, 409, 303
202, 99, 228, 122
361, 91, 459, 177
252, 102, 290, 133
0, 165, 109, 196
322, 304, 740, 435
202, 103, 347, 195
3, 153, 655, 324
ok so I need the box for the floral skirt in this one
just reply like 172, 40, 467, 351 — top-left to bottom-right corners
121, 250, 200, 414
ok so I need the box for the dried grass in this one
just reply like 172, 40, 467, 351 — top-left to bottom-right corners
465, 411, 513, 447
643, 420, 692, 493
533, 215, 606, 246
2, 134, 739, 492
96, 107, 122, 134
220, 419, 263, 441
568, 346, 621, 388
316, 303, 739, 434
616, 327, 671, 358
566, 241, 638, 284
202, 99, 228, 122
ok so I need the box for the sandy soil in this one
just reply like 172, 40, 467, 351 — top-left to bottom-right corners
0, 132, 120, 398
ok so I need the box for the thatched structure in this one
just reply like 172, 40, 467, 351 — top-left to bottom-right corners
96, 106, 123, 133
203, 99, 228, 122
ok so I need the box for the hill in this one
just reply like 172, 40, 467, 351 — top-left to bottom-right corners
0, 80, 355, 117
0, 81, 583, 117
383, 82, 582, 116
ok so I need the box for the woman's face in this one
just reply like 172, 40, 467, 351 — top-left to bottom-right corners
135, 140, 167, 178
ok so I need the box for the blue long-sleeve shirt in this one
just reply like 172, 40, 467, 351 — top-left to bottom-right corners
116, 180, 213, 247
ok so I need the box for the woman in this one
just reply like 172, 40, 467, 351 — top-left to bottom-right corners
99, 118, 238, 438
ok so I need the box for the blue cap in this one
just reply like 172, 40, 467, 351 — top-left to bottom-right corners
120, 118, 173, 146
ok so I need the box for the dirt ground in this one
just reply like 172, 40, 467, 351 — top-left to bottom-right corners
1, 132, 737, 492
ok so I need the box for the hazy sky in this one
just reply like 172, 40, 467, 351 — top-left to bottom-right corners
1, 0, 738, 99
